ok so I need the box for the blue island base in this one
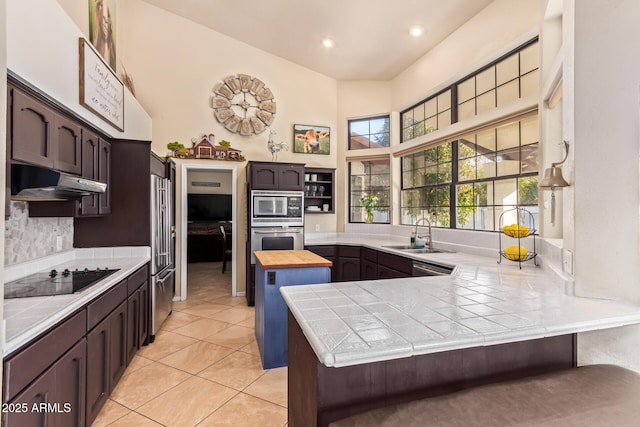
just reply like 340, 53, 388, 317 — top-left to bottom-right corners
255, 265, 330, 369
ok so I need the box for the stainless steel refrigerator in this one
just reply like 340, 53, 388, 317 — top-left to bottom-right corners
150, 174, 175, 341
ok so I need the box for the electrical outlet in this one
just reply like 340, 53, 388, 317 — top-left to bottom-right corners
268, 271, 276, 285
315, 224, 320, 232
56, 236, 63, 251
562, 249, 573, 275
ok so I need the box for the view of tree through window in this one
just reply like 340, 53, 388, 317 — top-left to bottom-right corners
348, 116, 390, 150
350, 160, 391, 223
401, 116, 538, 230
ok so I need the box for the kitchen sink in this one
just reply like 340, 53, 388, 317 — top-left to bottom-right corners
381, 245, 452, 254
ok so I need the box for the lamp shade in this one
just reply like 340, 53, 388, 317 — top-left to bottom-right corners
539, 166, 569, 189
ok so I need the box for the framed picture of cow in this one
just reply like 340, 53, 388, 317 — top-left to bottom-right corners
293, 124, 330, 155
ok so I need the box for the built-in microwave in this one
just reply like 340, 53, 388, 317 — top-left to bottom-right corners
251, 190, 304, 227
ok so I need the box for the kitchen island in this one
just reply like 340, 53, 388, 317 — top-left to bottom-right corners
281, 242, 640, 426
254, 249, 331, 369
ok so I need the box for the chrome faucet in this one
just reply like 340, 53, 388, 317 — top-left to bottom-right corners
414, 216, 432, 250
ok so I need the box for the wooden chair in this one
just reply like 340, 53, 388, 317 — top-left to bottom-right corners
220, 225, 232, 273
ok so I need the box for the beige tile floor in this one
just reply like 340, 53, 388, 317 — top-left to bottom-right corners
93, 262, 289, 427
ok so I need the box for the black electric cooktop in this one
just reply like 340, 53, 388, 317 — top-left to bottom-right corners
4, 268, 120, 299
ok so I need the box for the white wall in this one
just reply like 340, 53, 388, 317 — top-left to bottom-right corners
7, 0, 152, 140
391, 0, 543, 111
566, 0, 640, 370
118, 0, 340, 293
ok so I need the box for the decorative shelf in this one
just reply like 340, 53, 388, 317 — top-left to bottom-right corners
304, 167, 335, 214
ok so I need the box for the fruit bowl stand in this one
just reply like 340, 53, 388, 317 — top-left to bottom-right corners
498, 207, 538, 269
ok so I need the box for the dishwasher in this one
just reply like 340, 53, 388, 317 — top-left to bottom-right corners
412, 260, 453, 276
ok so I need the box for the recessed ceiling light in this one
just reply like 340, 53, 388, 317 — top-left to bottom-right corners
322, 38, 334, 48
409, 25, 424, 37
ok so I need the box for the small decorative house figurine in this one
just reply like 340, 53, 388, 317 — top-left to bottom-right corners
191, 135, 215, 159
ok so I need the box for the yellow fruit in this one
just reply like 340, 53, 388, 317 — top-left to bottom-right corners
504, 245, 528, 261
503, 224, 530, 237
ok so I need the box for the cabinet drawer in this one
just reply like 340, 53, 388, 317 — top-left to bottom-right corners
338, 245, 361, 258
306, 245, 336, 258
127, 265, 149, 296
3, 310, 86, 402
87, 279, 127, 331
377, 252, 413, 274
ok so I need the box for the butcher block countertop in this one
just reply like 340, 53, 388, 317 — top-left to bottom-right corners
254, 250, 333, 269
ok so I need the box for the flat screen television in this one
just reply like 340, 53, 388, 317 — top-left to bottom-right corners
187, 194, 232, 222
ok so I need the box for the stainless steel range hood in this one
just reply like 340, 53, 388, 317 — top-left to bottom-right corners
11, 164, 106, 201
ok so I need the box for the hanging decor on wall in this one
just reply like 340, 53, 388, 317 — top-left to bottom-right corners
88, 0, 117, 71
293, 124, 330, 154
210, 73, 276, 136
79, 38, 124, 131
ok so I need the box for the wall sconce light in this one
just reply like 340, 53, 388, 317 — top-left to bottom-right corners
539, 140, 570, 224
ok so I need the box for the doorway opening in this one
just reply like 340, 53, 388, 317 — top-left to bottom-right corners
180, 163, 238, 300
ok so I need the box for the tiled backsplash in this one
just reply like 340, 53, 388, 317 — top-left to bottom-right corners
4, 201, 74, 266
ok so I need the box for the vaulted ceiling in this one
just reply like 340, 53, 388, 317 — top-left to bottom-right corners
141, 0, 494, 80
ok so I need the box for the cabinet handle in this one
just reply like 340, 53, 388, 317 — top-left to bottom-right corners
75, 356, 85, 427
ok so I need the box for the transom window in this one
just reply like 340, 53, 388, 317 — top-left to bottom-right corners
348, 116, 390, 150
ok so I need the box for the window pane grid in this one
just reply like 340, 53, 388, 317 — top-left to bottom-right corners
401, 115, 538, 231
348, 116, 390, 150
349, 159, 391, 224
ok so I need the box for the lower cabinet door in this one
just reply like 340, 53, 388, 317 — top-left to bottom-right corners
54, 339, 87, 427
86, 317, 110, 426
3, 364, 57, 427
109, 301, 128, 392
139, 282, 150, 346
126, 291, 140, 365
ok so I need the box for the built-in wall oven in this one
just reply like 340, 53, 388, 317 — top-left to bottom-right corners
247, 190, 305, 305
250, 227, 305, 264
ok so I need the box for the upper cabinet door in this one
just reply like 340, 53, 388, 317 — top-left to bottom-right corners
98, 139, 111, 215
278, 164, 304, 190
250, 163, 279, 190
10, 87, 56, 169
54, 115, 82, 174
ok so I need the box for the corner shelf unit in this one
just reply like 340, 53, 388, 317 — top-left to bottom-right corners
498, 207, 538, 269
303, 167, 335, 214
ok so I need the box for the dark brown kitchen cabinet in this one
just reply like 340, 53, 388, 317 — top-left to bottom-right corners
86, 278, 129, 426
54, 114, 82, 175
9, 86, 56, 169
3, 340, 86, 427
126, 266, 150, 365
361, 248, 379, 280
336, 246, 361, 282
305, 245, 336, 282
303, 167, 335, 213
86, 301, 127, 426
248, 161, 305, 190
9, 86, 81, 175
377, 264, 411, 279
2, 323, 87, 427
78, 131, 111, 216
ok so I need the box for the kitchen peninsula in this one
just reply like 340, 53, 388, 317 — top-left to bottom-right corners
284, 236, 640, 426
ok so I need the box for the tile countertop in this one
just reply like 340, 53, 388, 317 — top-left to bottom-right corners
3, 247, 151, 357
281, 233, 640, 368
